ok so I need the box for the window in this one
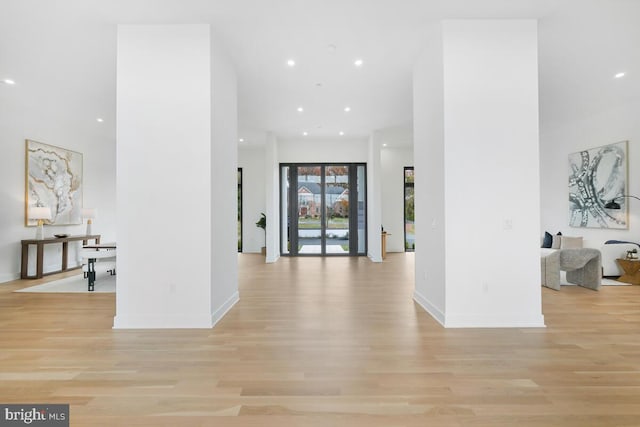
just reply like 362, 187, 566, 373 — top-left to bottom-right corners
238, 168, 242, 252
404, 167, 414, 252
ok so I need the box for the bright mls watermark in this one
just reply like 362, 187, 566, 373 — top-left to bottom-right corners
0, 405, 69, 426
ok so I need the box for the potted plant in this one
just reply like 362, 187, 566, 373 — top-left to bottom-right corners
256, 213, 266, 255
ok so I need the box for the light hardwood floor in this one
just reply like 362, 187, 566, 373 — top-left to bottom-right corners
1, 253, 639, 426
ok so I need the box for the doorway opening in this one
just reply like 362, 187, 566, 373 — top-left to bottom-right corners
280, 163, 366, 256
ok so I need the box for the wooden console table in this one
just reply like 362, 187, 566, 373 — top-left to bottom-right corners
21, 234, 101, 279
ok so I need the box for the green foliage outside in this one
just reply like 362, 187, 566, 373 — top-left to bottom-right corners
405, 189, 414, 222
298, 216, 349, 229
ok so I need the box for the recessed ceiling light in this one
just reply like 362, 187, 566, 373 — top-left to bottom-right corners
297, 107, 304, 112
339, 131, 344, 136
3, 79, 16, 85
354, 59, 363, 67
344, 106, 351, 112
615, 72, 626, 79
383, 143, 388, 147
239, 138, 244, 143
287, 59, 296, 67
96, 118, 104, 123
303, 131, 308, 136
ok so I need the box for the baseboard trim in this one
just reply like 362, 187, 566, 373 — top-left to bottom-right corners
113, 291, 240, 329
211, 291, 240, 327
113, 313, 215, 329
18, 262, 84, 281
443, 313, 546, 328
266, 254, 280, 263
368, 253, 382, 263
413, 290, 545, 328
0, 272, 20, 284
413, 290, 445, 326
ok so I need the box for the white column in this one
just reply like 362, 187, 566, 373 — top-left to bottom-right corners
413, 20, 544, 328
413, 21, 447, 323
115, 24, 238, 328
264, 133, 280, 263
210, 35, 240, 326
367, 134, 382, 262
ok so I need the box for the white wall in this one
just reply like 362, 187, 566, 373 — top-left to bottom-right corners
239, 146, 266, 253
114, 25, 238, 328
413, 22, 447, 323
278, 139, 368, 163
381, 147, 413, 252
0, 22, 116, 283
210, 32, 240, 325
414, 20, 544, 328
540, 99, 640, 247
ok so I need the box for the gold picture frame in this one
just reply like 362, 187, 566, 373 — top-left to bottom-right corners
25, 139, 83, 226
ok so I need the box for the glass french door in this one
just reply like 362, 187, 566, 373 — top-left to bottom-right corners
280, 163, 366, 256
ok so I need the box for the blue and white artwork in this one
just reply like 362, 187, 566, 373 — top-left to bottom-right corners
568, 140, 627, 229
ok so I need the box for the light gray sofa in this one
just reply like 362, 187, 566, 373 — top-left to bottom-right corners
541, 248, 601, 291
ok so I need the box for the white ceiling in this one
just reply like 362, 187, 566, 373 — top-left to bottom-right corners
1, 0, 638, 146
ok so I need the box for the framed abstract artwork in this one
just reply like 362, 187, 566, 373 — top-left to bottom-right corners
25, 139, 83, 226
568, 140, 627, 229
